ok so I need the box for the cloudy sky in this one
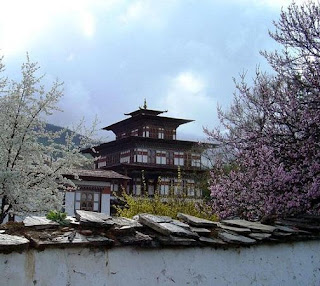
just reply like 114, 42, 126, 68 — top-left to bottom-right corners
0, 0, 306, 141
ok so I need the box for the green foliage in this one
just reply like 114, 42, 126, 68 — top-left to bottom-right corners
46, 210, 69, 226
117, 168, 217, 220
116, 191, 217, 221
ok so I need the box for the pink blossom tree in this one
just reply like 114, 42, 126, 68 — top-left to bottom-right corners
205, 1, 320, 220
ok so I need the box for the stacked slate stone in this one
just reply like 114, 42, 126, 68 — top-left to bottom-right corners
1, 211, 320, 253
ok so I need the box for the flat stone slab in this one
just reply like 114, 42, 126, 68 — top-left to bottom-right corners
23, 216, 59, 229
276, 219, 320, 231
222, 220, 276, 233
172, 219, 191, 229
199, 236, 226, 245
157, 235, 197, 246
249, 233, 272, 240
217, 223, 251, 233
272, 231, 293, 237
75, 210, 114, 227
112, 217, 143, 228
177, 213, 218, 228
27, 232, 114, 248
0, 234, 30, 253
160, 223, 199, 239
138, 213, 172, 223
118, 231, 153, 246
139, 214, 198, 238
218, 231, 256, 245
274, 225, 298, 233
190, 227, 211, 235
0, 234, 29, 245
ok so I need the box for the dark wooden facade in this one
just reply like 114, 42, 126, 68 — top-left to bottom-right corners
84, 105, 205, 197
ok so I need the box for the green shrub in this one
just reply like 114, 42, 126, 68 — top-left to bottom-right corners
116, 191, 217, 221
46, 210, 69, 225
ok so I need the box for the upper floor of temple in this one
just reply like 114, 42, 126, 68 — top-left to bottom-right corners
102, 100, 193, 141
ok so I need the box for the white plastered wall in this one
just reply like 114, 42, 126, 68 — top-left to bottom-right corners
1, 241, 320, 286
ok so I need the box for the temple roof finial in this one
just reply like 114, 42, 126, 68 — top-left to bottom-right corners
143, 98, 147, 109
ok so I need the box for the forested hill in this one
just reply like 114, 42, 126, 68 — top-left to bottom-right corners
40, 123, 82, 146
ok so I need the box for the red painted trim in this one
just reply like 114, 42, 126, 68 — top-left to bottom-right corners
102, 186, 111, 194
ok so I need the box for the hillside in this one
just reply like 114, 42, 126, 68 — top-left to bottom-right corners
39, 123, 82, 146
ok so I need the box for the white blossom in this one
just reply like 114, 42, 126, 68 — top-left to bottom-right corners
0, 55, 96, 223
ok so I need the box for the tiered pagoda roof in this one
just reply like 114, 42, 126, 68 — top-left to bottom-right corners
102, 101, 193, 134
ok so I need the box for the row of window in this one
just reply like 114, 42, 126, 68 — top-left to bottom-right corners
131, 177, 201, 197
116, 126, 177, 140
74, 180, 200, 213
98, 149, 201, 167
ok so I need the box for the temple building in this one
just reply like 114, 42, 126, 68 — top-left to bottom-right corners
63, 169, 130, 216
84, 101, 205, 197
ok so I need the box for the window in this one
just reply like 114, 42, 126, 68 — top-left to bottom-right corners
105, 154, 118, 165
143, 126, 150, 137
149, 127, 158, 138
134, 148, 148, 163
112, 183, 119, 193
159, 177, 170, 195
186, 179, 195, 197
148, 149, 156, 164
133, 178, 141, 196
166, 151, 174, 165
112, 153, 120, 164
97, 156, 106, 168
158, 128, 164, 139
174, 152, 184, 166
75, 191, 100, 212
120, 150, 131, 163
131, 129, 139, 136
164, 129, 175, 140
117, 132, 126, 139
191, 153, 201, 167
196, 188, 202, 198
156, 150, 166, 164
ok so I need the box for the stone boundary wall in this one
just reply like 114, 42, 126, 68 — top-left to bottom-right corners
1, 241, 320, 286
1, 211, 320, 285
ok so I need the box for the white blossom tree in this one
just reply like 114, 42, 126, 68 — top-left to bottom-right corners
0, 55, 96, 223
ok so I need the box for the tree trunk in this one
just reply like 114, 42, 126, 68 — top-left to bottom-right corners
0, 196, 11, 224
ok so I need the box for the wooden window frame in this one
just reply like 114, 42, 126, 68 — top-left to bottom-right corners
75, 190, 101, 212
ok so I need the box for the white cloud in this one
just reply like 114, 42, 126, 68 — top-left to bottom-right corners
0, 1, 51, 55
120, 1, 145, 23
119, 0, 178, 28
0, 0, 120, 56
174, 72, 205, 93
81, 11, 96, 38
160, 71, 217, 139
66, 53, 75, 62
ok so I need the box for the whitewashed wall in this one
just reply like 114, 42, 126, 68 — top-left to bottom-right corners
101, 193, 110, 214
64, 180, 111, 216
64, 192, 75, 216
1, 241, 320, 286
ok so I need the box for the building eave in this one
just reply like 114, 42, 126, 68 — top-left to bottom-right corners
82, 137, 202, 156
102, 114, 194, 132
